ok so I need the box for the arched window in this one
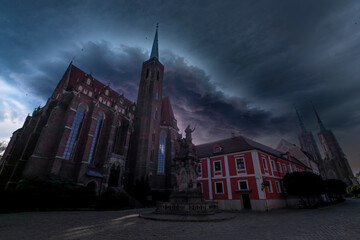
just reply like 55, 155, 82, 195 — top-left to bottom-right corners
157, 131, 166, 174
63, 103, 87, 160
88, 112, 104, 163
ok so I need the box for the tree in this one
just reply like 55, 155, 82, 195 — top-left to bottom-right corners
283, 171, 324, 207
347, 184, 360, 198
324, 179, 347, 201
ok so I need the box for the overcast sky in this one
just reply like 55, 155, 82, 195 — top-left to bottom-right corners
1, 0, 359, 174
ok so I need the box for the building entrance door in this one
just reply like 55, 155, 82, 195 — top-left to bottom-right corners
242, 194, 251, 209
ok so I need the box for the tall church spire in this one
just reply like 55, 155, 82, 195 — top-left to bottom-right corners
312, 104, 326, 131
294, 107, 306, 132
150, 24, 159, 60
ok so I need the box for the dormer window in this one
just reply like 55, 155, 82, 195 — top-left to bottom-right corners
105, 89, 109, 96
86, 78, 91, 85
212, 144, 223, 154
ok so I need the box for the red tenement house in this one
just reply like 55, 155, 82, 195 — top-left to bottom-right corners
196, 136, 311, 210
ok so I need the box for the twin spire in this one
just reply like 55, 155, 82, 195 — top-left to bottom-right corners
149, 23, 159, 60
295, 104, 327, 132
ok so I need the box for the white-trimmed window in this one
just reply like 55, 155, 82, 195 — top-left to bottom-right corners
215, 182, 224, 194
271, 160, 276, 171
238, 180, 248, 190
287, 165, 292, 173
267, 180, 273, 193
262, 157, 268, 170
277, 162, 282, 172
198, 163, 202, 175
235, 157, 246, 171
283, 164, 287, 173
214, 161, 222, 172
275, 181, 281, 193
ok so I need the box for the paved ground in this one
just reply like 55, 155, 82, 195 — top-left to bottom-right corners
0, 198, 359, 240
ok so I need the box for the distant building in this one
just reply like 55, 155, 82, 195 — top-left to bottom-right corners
196, 135, 311, 211
295, 107, 357, 186
276, 139, 320, 175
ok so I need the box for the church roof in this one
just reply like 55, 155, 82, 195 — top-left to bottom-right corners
161, 96, 178, 129
64, 64, 133, 107
196, 135, 309, 168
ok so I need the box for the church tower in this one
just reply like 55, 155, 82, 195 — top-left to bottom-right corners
295, 108, 324, 175
129, 25, 164, 187
313, 105, 357, 185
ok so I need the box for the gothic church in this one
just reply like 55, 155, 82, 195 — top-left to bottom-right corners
295, 107, 357, 186
0, 26, 178, 195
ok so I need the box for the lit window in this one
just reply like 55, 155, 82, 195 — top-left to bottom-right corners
262, 157, 268, 170
157, 131, 166, 174
88, 112, 104, 163
214, 161, 221, 172
63, 104, 87, 160
215, 182, 224, 194
238, 180, 248, 190
275, 181, 281, 193
236, 158, 246, 170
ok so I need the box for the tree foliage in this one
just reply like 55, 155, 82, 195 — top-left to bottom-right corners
347, 184, 360, 198
324, 179, 347, 196
0, 175, 97, 211
283, 171, 324, 196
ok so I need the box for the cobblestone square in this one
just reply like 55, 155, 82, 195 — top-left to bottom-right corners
0, 198, 359, 240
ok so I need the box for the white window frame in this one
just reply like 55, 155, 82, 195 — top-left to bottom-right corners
238, 180, 249, 190
215, 181, 224, 194
271, 160, 276, 172
287, 165, 292, 173
235, 157, 246, 171
262, 157, 268, 170
267, 180, 273, 193
283, 164, 287, 173
213, 160, 222, 173
277, 162, 282, 173
275, 181, 281, 193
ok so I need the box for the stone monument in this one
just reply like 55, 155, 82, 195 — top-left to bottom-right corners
155, 125, 218, 215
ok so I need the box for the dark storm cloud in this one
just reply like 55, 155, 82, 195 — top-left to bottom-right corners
1, 0, 360, 172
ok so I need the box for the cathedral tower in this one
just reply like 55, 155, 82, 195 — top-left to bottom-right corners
313, 105, 357, 185
295, 107, 324, 175
129, 25, 164, 186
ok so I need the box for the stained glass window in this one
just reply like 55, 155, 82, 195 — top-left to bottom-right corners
63, 104, 87, 160
88, 112, 104, 163
157, 131, 166, 174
